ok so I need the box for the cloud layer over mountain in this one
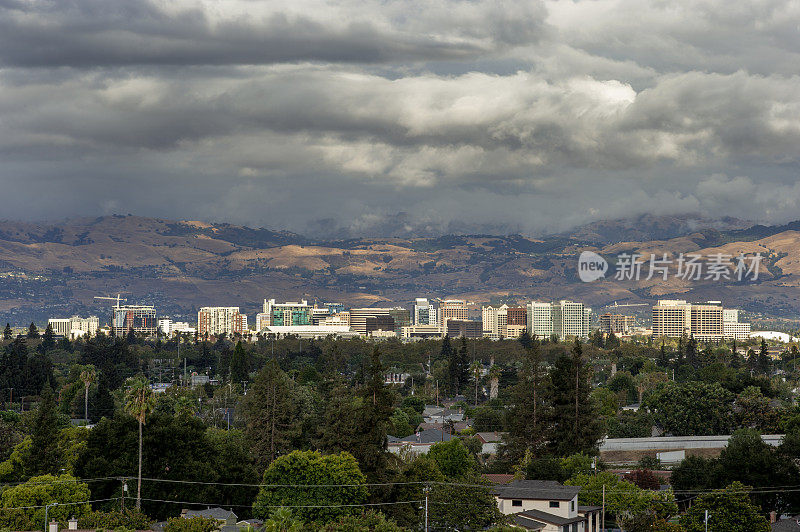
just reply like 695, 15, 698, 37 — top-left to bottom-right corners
1, 0, 799, 236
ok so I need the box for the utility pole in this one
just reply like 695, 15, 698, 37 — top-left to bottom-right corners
44, 502, 58, 532
601, 484, 605, 531
424, 484, 430, 532
704, 509, 709, 532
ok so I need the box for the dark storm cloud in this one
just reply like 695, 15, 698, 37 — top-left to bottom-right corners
0, 0, 546, 67
0, 0, 799, 236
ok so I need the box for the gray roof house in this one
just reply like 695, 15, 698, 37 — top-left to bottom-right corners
493, 480, 600, 532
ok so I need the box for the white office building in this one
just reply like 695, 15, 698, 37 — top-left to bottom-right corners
723, 308, 751, 341
414, 298, 437, 326
526, 300, 591, 340
48, 316, 99, 339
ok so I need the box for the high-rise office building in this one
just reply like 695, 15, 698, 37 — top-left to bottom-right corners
48, 316, 99, 338
349, 307, 408, 335
527, 301, 554, 339
414, 298, 437, 326
652, 300, 726, 341
260, 299, 312, 328
439, 299, 468, 327
722, 309, 751, 341
197, 307, 248, 336
599, 313, 635, 335
447, 319, 483, 339
112, 305, 156, 336
526, 300, 590, 340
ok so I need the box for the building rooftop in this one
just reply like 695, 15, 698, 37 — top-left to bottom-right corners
494, 480, 580, 501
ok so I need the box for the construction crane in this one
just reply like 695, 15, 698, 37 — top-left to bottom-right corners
94, 294, 127, 309
604, 301, 649, 308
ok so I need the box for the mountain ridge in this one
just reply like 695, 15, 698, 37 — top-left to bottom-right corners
0, 214, 797, 324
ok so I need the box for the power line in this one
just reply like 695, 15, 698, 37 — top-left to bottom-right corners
2, 497, 118, 511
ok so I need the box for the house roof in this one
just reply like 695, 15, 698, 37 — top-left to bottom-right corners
391, 428, 456, 444
476, 431, 502, 443
183, 507, 237, 520
511, 513, 547, 530
494, 480, 580, 501
514, 509, 587, 526
578, 505, 603, 512
483, 473, 515, 484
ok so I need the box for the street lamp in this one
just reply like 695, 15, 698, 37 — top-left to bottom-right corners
44, 502, 58, 532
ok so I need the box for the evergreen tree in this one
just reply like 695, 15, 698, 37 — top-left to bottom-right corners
549, 339, 602, 455
243, 358, 299, 469
27, 383, 61, 475
359, 346, 393, 480
518, 331, 533, 349
3, 323, 12, 340
125, 328, 137, 345
229, 340, 249, 383
757, 339, 771, 375
40, 324, 56, 352
448, 337, 469, 396
501, 340, 551, 464
605, 331, 620, 349
686, 336, 698, 369
27, 322, 39, 339
658, 341, 670, 368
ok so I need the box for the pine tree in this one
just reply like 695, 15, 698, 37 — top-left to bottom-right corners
501, 340, 551, 464
549, 339, 602, 455
518, 331, 533, 349
658, 341, 670, 368
230, 340, 250, 383
686, 336, 698, 368
757, 339, 771, 375
27, 322, 39, 339
125, 328, 137, 345
243, 358, 299, 469
3, 323, 12, 340
448, 337, 469, 396
27, 383, 61, 475
40, 324, 56, 352
360, 346, 393, 480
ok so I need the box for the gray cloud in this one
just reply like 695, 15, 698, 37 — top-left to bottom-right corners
0, 0, 799, 236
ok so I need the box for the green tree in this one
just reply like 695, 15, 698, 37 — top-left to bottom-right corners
549, 340, 602, 455
566, 471, 677, 527
243, 359, 300, 469
263, 507, 304, 532
757, 339, 771, 375
470, 359, 482, 406
27, 322, 39, 339
40, 324, 56, 352
501, 341, 551, 463
253, 450, 368, 524
3, 323, 12, 340
123, 376, 156, 509
428, 439, 476, 479
230, 340, 250, 383
79, 509, 153, 530
642, 381, 734, 436
79, 365, 96, 422
164, 516, 220, 532
28, 383, 62, 476
448, 337, 469, 395
0, 474, 91, 531
679, 482, 769, 532
429, 473, 503, 530
320, 510, 404, 532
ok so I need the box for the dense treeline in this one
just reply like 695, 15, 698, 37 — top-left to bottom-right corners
1, 325, 799, 530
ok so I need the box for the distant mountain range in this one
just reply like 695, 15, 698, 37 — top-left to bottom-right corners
0, 214, 798, 324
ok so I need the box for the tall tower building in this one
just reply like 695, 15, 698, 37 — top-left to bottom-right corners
414, 298, 437, 326
197, 307, 248, 336
439, 299, 468, 327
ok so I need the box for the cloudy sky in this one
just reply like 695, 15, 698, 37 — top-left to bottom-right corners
1, 0, 799, 237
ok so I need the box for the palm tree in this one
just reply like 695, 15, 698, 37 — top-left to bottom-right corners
469, 360, 482, 406
79, 365, 96, 422
124, 376, 156, 510
488, 364, 502, 400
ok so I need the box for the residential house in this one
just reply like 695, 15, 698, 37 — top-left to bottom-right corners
475, 432, 504, 455
387, 428, 456, 455
494, 480, 600, 532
